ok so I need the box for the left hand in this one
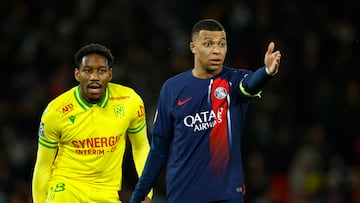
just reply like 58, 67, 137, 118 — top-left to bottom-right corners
141, 197, 151, 203
264, 42, 281, 75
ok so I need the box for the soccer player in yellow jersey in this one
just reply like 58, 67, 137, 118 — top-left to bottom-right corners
32, 43, 152, 203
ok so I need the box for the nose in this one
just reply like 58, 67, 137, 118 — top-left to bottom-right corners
212, 45, 221, 54
90, 70, 100, 80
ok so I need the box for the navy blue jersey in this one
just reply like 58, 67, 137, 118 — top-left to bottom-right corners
132, 66, 273, 203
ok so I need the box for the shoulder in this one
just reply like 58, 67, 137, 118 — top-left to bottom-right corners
46, 86, 77, 110
162, 69, 192, 88
222, 66, 252, 75
219, 66, 254, 82
108, 83, 143, 101
108, 83, 136, 94
41, 86, 77, 119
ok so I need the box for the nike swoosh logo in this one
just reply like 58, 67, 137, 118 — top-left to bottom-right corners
178, 97, 192, 106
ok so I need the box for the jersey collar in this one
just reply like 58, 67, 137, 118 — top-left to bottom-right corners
74, 85, 110, 110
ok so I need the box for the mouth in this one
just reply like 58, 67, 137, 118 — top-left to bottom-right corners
210, 59, 222, 66
87, 83, 102, 94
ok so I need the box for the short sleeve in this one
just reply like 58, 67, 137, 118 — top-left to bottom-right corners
127, 92, 147, 135
38, 105, 61, 149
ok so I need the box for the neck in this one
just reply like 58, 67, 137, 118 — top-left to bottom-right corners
191, 67, 222, 79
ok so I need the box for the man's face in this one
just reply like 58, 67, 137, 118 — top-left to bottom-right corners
190, 30, 227, 73
74, 53, 112, 104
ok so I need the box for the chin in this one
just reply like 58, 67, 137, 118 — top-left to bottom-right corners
88, 97, 101, 104
208, 65, 222, 71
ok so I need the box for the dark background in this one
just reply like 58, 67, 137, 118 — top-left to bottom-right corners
0, 0, 359, 202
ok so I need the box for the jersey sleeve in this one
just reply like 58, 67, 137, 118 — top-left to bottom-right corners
127, 92, 153, 199
239, 66, 273, 98
131, 83, 172, 202
127, 93, 147, 135
39, 105, 62, 145
32, 106, 60, 203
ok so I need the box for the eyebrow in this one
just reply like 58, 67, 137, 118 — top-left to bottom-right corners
81, 65, 108, 69
202, 37, 226, 41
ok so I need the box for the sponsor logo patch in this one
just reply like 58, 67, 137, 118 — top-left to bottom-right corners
38, 122, 45, 138
114, 104, 124, 118
178, 97, 192, 106
69, 115, 76, 124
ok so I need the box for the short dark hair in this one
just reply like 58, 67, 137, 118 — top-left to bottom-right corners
74, 43, 115, 67
191, 19, 225, 40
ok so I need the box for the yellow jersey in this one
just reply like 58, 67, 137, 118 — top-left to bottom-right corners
33, 83, 150, 202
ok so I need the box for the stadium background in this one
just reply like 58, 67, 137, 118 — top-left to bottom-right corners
0, 0, 359, 202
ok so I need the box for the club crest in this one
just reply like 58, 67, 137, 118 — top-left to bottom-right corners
214, 87, 227, 99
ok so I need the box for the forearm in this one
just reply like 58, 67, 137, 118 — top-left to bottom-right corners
32, 144, 57, 203
240, 67, 274, 96
32, 165, 51, 203
131, 132, 150, 178
131, 133, 170, 202
130, 130, 153, 199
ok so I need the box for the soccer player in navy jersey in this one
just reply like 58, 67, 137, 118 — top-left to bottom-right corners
131, 19, 281, 203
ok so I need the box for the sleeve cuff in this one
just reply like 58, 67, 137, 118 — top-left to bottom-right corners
265, 66, 278, 76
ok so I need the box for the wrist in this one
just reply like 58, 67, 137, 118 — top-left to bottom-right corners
265, 66, 278, 76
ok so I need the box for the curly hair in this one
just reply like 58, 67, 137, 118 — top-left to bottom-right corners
74, 43, 115, 67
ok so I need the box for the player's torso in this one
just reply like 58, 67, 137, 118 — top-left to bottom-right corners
163, 68, 248, 201
168, 68, 247, 154
48, 84, 139, 184
59, 101, 128, 155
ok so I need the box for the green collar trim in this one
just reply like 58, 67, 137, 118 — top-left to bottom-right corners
74, 85, 110, 110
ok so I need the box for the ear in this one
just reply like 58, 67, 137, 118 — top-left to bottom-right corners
108, 68, 113, 81
190, 42, 196, 54
74, 68, 80, 82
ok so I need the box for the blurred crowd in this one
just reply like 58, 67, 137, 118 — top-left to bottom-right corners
0, 0, 359, 202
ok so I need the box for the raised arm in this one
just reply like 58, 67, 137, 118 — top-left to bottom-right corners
239, 42, 282, 97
